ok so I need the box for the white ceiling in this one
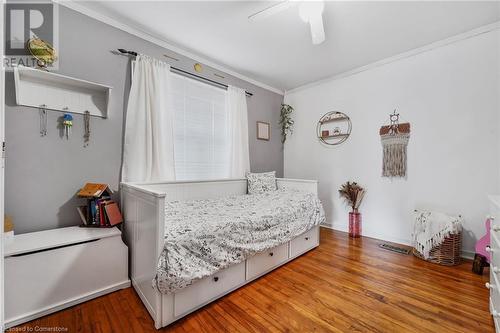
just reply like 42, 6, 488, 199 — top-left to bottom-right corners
77, 1, 500, 92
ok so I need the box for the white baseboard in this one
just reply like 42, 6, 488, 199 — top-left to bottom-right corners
321, 222, 411, 246
461, 250, 475, 260
5, 280, 131, 329
320, 223, 474, 260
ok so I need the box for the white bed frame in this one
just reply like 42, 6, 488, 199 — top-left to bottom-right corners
120, 178, 320, 329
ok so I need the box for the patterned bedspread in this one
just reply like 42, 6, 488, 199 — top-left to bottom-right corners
155, 188, 325, 294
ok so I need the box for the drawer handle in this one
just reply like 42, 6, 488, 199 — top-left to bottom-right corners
305, 237, 309, 241
486, 246, 493, 253
213, 276, 219, 282
269, 252, 274, 257
486, 282, 493, 289
494, 226, 500, 232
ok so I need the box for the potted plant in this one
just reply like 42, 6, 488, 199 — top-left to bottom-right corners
339, 181, 366, 238
279, 104, 294, 144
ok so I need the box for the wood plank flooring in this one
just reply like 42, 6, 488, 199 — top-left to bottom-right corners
9, 228, 493, 332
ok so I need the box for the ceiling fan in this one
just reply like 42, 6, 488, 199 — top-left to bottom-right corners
248, 0, 326, 45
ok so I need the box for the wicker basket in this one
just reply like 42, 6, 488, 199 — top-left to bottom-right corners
412, 232, 462, 266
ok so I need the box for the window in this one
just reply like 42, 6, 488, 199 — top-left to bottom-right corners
170, 74, 230, 180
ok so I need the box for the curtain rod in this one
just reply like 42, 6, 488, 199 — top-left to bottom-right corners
117, 49, 253, 97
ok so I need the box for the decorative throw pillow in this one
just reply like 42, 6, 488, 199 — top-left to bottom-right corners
246, 171, 277, 194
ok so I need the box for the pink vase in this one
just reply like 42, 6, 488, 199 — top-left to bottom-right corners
349, 211, 362, 238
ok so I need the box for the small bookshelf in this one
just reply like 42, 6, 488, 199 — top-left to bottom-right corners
77, 183, 123, 228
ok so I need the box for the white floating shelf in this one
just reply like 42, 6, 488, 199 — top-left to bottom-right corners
14, 65, 112, 118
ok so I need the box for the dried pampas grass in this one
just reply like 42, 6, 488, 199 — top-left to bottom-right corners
339, 181, 366, 212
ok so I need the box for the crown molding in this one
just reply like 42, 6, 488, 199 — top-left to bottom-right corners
286, 20, 500, 95
53, 0, 285, 96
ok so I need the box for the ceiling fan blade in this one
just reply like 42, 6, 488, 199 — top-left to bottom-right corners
248, 1, 295, 22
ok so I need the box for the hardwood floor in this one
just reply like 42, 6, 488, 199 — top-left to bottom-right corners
10, 228, 493, 333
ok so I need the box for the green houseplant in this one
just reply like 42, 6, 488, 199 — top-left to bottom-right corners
279, 104, 294, 144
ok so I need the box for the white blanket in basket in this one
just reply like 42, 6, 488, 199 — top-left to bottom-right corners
412, 210, 463, 259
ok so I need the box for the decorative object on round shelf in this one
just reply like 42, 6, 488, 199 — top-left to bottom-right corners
316, 111, 351, 146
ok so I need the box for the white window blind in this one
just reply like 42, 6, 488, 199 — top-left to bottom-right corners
170, 74, 230, 181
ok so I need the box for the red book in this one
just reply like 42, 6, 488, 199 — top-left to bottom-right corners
99, 201, 105, 226
104, 202, 123, 226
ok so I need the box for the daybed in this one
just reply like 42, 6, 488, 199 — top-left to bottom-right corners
120, 178, 323, 329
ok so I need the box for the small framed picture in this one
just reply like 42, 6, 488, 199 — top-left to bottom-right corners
256, 121, 270, 141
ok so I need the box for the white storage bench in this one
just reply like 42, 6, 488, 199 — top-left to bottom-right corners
4, 226, 130, 328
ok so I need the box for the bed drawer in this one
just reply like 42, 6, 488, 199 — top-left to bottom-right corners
246, 243, 289, 280
290, 226, 319, 258
174, 262, 245, 317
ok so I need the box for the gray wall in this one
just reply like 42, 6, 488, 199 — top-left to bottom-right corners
5, 6, 284, 234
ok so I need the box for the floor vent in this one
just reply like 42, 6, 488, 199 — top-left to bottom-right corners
379, 243, 410, 255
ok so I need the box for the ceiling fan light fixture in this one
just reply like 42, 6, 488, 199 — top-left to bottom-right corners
298, 0, 324, 23
309, 16, 325, 45
298, 1, 326, 45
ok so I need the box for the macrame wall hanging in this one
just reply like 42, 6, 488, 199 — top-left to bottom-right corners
380, 110, 411, 178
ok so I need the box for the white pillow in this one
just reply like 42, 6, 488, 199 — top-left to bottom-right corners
246, 171, 277, 195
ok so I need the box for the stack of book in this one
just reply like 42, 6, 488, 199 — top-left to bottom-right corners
77, 183, 123, 228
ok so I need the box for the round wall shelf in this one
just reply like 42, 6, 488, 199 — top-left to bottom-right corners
316, 111, 351, 146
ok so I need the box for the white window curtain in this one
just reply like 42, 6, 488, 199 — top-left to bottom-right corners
121, 55, 176, 182
226, 86, 250, 178
170, 74, 230, 180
